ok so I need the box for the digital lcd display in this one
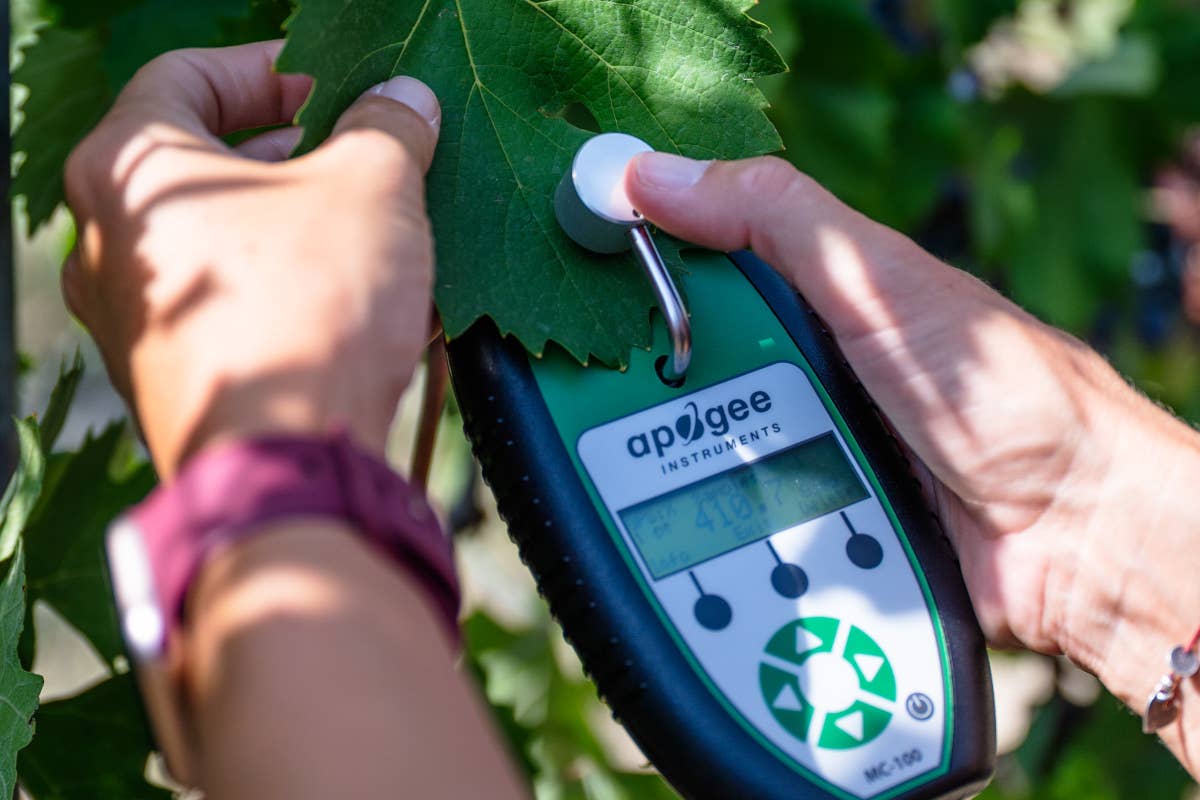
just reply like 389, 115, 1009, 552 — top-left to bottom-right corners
618, 432, 869, 579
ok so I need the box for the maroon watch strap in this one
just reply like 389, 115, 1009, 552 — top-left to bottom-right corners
129, 431, 460, 640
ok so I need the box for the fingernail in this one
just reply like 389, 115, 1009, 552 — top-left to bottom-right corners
368, 76, 440, 130
633, 152, 711, 191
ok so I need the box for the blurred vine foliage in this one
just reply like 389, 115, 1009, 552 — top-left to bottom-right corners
12, 0, 293, 229
6, 0, 1200, 798
756, 0, 1200, 420
755, 1, 1200, 796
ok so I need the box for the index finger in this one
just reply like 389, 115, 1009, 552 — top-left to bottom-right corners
116, 40, 313, 143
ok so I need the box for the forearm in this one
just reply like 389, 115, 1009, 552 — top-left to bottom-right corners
180, 519, 527, 799
1056, 363, 1200, 775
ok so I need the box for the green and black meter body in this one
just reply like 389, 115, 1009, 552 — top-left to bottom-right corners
446, 135, 995, 800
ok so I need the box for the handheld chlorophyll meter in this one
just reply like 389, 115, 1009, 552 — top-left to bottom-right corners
447, 134, 995, 800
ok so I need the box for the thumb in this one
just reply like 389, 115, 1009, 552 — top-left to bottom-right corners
625, 153, 964, 342
317, 75, 442, 173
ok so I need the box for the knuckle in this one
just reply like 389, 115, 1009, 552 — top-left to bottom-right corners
137, 48, 200, 84
121, 50, 187, 102
60, 254, 88, 323
739, 156, 807, 201
64, 50, 209, 214
344, 95, 401, 124
329, 126, 421, 184
62, 138, 97, 211
336, 98, 433, 157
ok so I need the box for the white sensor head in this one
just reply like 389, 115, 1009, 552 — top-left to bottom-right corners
555, 133, 654, 254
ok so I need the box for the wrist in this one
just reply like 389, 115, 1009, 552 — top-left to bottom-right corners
145, 382, 396, 480
108, 431, 460, 786
132, 431, 458, 638
1055, 373, 1200, 752
181, 518, 451, 699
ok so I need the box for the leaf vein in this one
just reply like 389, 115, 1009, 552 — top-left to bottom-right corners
520, 0, 681, 151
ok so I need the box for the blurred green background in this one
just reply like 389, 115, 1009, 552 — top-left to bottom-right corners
10, 0, 1200, 797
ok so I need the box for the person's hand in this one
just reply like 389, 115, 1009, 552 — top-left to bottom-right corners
627, 154, 1200, 772
63, 40, 441, 478
61, 44, 528, 799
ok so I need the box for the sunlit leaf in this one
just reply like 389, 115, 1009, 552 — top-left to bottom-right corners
23, 422, 156, 665
279, 0, 785, 366
38, 350, 85, 453
0, 421, 46, 563
0, 548, 42, 800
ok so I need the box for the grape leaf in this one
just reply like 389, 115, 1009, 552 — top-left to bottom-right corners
0, 548, 42, 800
12, 0, 293, 232
37, 350, 85, 453
19, 673, 171, 800
463, 610, 675, 797
278, 0, 785, 366
0, 352, 83, 565
23, 422, 156, 666
0, 421, 46, 563
0, 417, 49, 796
12, 26, 113, 231
0, 372, 162, 798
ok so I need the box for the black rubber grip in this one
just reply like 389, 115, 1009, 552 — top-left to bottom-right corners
455, 386, 648, 710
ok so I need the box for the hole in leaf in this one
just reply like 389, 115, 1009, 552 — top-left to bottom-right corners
542, 101, 600, 134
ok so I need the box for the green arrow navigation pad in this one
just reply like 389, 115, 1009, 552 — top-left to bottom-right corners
760, 617, 897, 750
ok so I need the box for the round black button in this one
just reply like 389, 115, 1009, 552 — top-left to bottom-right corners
693, 594, 733, 631
846, 534, 883, 569
770, 563, 809, 599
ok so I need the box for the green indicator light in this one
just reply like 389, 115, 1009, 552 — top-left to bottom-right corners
758, 337, 776, 349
